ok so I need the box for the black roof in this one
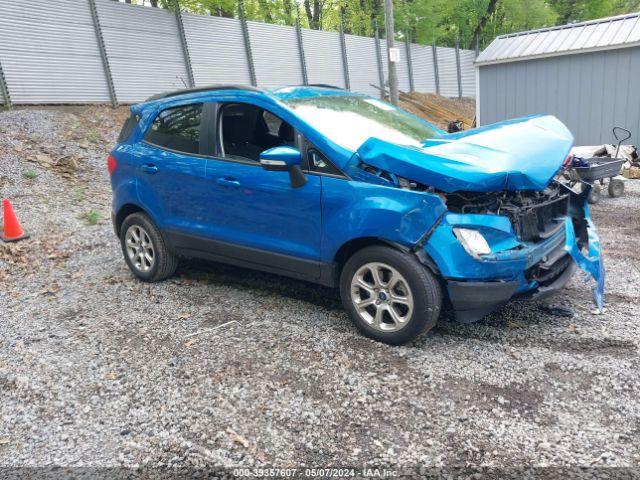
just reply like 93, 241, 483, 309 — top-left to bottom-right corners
145, 84, 262, 102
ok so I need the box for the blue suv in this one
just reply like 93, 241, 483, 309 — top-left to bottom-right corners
109, 85, 604, 344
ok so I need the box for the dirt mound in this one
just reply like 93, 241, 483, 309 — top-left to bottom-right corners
399, 92, 475, 130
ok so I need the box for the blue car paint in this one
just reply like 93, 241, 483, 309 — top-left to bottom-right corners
110, 85, 605, 314
318, 177, 447, 263
203, 159, 322, 262
355, 115, 574, 193
259, 145, 303, 167
424, 213, 565, 282
563, 193, 606, 310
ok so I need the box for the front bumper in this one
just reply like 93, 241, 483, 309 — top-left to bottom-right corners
426, 185, 604, 323
447, 257, 577, 323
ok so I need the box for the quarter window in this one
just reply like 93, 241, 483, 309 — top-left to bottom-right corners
308, 148, 342, 176
145, 103, 202, 155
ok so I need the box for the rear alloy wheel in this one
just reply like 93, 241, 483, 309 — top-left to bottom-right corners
120, 212, 178, 282
340, 246, 442, 345
125, 225, 155, 273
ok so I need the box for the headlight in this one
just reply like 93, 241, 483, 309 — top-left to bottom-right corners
453, 228, 491, 258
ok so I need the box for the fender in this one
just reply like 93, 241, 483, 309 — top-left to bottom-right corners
320, 176, 447, 263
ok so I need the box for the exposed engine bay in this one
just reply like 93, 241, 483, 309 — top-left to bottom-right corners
443, 182, 570, 242
360, 161, 570, 243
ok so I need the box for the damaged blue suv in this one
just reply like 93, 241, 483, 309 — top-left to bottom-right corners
109, 85, 604, 344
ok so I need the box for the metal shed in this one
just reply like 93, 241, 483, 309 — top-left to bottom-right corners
476, 12, 640, 146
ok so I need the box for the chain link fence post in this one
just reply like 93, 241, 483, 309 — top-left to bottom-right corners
88, 0, 117, 107
405, 30, 414, 92
0, 60, 11, 109
238, 0, 257, 87
296, 8, 308, 85
455, 34, 462, 98
173, 0, 195, 88
432, 38, 440, 95
339, 16, 350, 90
373, 19, 385, 99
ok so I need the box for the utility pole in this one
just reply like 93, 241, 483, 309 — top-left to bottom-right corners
383, 0, 398, 105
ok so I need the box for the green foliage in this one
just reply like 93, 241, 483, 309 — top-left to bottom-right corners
144, 0, 640, 49
87, 128, 100, 144
84, 209, 99, 226
23, 170, 38, 180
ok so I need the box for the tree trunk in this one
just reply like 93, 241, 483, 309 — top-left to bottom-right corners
211, 2, 234, 18
150, 0, 158, 6
471, 0, 498, 52
304, 0, 320, 29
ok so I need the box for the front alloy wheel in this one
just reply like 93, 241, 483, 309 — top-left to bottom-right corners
350, 262, 414, 332
340, 246, 442, 345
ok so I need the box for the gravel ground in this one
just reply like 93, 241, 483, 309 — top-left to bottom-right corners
0, 107, 639, 473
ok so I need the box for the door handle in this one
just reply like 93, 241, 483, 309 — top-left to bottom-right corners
141, 163, 158, 174
216, 177, 241, 188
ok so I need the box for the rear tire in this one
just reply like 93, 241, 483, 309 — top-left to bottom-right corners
120, 212, 178, 282
339, 246, 442, 345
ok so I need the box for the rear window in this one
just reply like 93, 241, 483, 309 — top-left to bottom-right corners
144, 103, 202, 155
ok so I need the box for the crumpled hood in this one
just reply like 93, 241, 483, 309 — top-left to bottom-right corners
356, 115, 574, 192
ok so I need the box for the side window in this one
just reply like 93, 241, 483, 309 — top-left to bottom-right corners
262, 110, 282, 136
308, 147, 342, 176
219, 103, 295, 162
145, 103, 202, 155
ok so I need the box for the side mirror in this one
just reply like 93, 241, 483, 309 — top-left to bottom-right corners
259, 146, 307, 188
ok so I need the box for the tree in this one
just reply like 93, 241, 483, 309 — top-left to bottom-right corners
127, 0, 638, 50
304, 0, 321, 29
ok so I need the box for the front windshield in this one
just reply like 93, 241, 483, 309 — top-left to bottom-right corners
283, 95, 440, 151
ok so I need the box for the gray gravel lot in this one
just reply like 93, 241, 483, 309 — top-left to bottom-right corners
0, 107, 639, 471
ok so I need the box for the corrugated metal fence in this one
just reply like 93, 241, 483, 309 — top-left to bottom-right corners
0, 0, 476, 106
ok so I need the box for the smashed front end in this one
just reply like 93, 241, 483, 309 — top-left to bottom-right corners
425, 182, 605, 322
351, 114, 605, 323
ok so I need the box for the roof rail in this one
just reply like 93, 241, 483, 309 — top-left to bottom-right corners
305, 84, 344, 90
145, 84, 262, 102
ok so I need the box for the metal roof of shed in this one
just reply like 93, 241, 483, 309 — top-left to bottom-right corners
476, 12, 640, 66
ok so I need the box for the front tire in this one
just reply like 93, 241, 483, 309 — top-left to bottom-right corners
339, 246, 442, 345
120, 212, 178, 282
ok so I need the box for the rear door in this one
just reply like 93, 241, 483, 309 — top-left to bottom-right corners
133, 103, 212, 234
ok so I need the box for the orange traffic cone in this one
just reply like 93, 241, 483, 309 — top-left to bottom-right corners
1, 199, 29, 242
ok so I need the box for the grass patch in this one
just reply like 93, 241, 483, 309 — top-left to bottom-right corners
23, 170, 38, 180
87, 128, 100, 144
84, 209, 99, 226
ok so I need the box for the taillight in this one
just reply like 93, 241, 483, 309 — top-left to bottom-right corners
107, 154, 117, 175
